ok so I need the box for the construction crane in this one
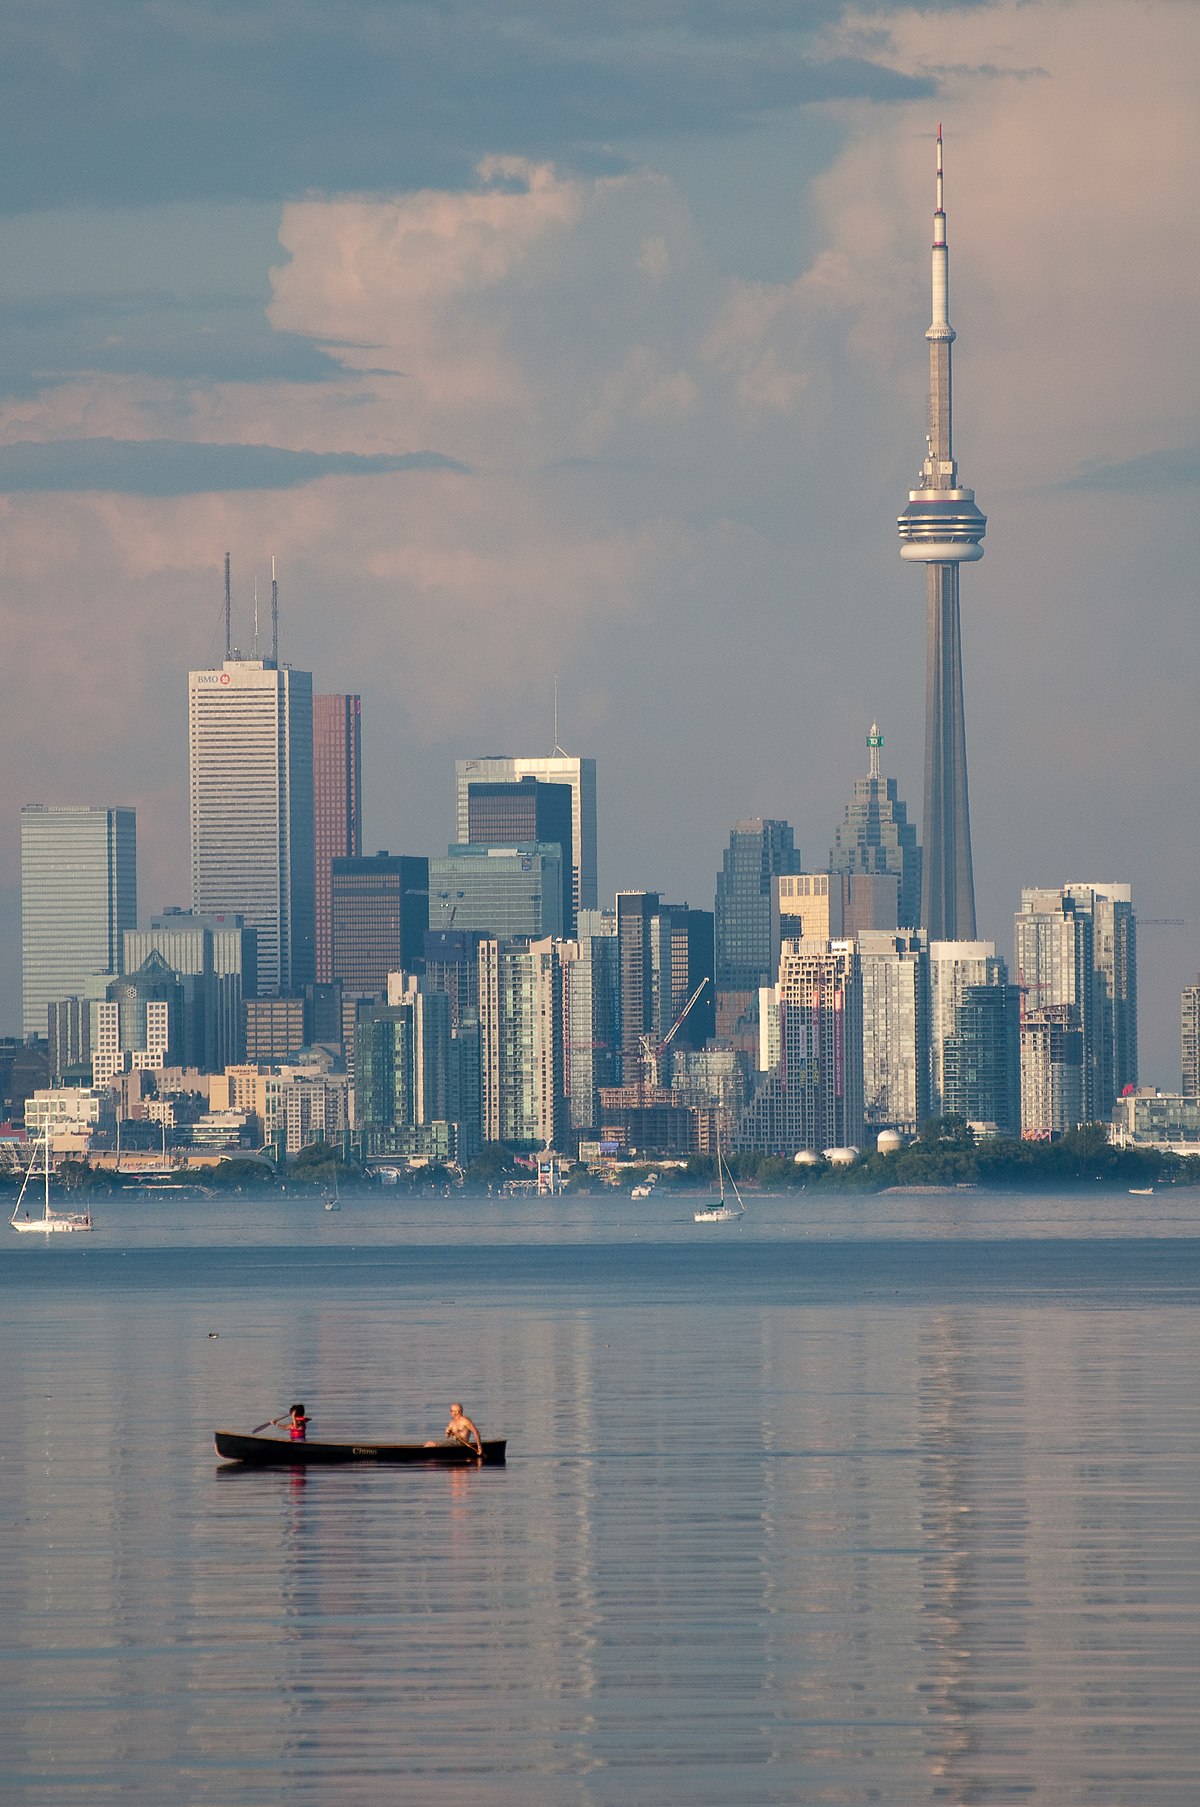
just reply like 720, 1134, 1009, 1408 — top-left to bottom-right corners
638, 979, 710, 1093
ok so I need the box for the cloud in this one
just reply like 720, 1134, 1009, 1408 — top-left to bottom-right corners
0, 2, 928, 210
1063, 447, 1200, 493
0, 439, 468, 496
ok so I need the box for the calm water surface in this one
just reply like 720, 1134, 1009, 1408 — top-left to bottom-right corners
2, 1188, 1198, 1805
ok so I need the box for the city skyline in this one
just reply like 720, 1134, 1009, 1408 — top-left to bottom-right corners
0, 1, 1194, 1081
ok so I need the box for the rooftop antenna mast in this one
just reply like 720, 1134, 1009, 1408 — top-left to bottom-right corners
553, 676, 567, 756
270, 555, 279, 666
223, 552, 232, 659
253, 577, 259, 659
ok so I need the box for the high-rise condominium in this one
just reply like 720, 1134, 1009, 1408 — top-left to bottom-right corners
898, 129, 986, 940
478, 936, 565, 1148
928, 940, 1008, 1118
829, 726, 922, 930
456, 755, 597, 923
735, 941, 864, 1154
313, 696, 362, 983
189, 658, 315, 996
858, 929, 930, 1136
1014, 884, 1137, 1125
21, 804, 137, 1038
1184, 978, 1200, 1097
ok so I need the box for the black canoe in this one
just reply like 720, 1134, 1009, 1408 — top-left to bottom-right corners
214, 1430, 506, 1467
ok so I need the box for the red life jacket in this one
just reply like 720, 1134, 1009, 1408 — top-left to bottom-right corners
290, 1417, 307, 1441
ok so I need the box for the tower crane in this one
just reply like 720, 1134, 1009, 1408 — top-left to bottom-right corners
638, 979, 710, 1094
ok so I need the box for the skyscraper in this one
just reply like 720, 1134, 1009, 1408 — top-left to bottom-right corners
829, 726, 922, 930
858, 929, 930, 1135
942, 982, 1021, 1137
330, 852, 429, 997
898, 128, 986, 940
456, 755, 597, 922
1014, 883, 1137, 1125
189, 658, 315, 996
1183, 978, 1200, 1097
313, 695, 362, 983
928, 940, 1008, 1117
715, 820, 802, 992
467, 777, 575, 935
735, 941, 864, 1154
478, 937, 565, 1148
21, 804, 137, 1037
428, 845, 563, 941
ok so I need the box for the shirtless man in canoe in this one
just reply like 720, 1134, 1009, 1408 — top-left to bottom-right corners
444, 1402, 483, 1456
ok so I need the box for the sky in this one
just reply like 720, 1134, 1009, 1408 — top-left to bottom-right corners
0, 0, 1196, 1083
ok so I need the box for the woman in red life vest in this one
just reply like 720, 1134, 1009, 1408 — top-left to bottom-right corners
272, 1403, 309, 1441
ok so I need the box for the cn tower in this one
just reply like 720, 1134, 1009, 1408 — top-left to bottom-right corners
898, 127, 986, 940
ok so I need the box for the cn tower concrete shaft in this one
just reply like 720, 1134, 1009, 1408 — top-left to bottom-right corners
897, 127, 985, 941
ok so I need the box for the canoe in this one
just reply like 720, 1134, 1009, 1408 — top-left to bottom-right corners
214, 1430, 506, 1466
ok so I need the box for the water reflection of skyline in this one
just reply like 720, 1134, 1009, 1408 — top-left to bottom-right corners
3, 1218, 1199, 1803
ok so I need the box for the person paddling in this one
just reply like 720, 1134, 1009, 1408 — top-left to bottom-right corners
445, 1402, 483, 1456
271, 1403, 309, 1442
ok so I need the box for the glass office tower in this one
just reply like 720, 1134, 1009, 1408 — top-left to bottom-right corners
21, 804, 137, 1038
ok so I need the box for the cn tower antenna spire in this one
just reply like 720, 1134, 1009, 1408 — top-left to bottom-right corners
898, 127, 987, 942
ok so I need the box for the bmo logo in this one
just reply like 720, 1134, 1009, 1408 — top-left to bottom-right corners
219, 672, 231, 684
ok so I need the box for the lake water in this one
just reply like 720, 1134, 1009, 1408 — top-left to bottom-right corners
3, 1188, 1199, 1805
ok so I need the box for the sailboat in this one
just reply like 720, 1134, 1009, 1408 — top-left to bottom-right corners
10, 1125, 93, 1234
323, 1174, 341, 1212
694, 1143, 745, 1224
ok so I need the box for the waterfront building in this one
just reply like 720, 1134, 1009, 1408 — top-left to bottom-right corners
897, 129, 986, 940
478, 937, 565, 1148
21, 804, 137, 1038
259, 1067, 351, 1156
356, 978, 480, 1163
330, 853, 429, 998
928, 940, 1008, 1118
1015, 884, 1138, 1126
1065, 883, 1138, 1113
1111, 1091, 1200, 1153
858, 930, 930, 1135
313, 695, 362, 983
1019, 1005, 1084, 1138
188, 658, 315, 996
456, 754, 597, 921
429, 844, 563, 942
829, 726, 922, 929
715, 820, 802, 992
467, 777, 575, 935
735, 941, 864, 1154
561, 910, 619, 1133
1183, 978, 1200, 1096
942, 982, 1021, 1138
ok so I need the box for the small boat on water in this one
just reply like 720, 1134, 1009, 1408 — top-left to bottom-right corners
1128, 1187, 1154, 1196
9, 1125, 93, 1234
214, 1430, 506, 1467
323, 1179, 341, 1212
694, 1143, 745, 1224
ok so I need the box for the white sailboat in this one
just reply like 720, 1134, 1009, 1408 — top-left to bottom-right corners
9, 1125, 93, 1234
694, 1143, 745, 1224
